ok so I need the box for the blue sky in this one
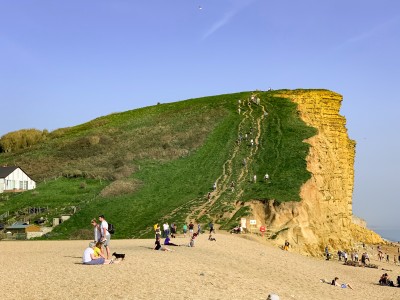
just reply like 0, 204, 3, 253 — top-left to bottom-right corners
1, 0, 399, 229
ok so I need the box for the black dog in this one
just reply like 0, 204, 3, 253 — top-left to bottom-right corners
112, 252, 125, 260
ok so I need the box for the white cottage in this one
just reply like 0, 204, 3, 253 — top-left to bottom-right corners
0, 166, 36, 193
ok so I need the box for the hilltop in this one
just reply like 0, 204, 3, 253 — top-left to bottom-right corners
0, 90, 382, 253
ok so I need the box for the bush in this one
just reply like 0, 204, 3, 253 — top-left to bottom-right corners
0, 129, 48, 153
69, 229, 93, 240
100, 179, 142, 197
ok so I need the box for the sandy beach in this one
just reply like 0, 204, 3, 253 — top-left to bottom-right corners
1, 233, 400, 300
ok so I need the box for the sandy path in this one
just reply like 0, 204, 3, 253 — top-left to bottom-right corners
1, 234, 400, 300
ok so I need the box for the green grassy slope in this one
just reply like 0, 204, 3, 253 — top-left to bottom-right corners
0, 90, 317, 238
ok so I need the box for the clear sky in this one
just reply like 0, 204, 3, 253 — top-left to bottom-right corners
1, 0, 399, 229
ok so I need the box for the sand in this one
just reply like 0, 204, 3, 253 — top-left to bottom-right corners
1, 233, 400, 300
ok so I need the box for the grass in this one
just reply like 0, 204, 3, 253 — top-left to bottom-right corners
0, 90, 319, 238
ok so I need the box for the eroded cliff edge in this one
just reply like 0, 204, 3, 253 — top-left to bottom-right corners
250, 90, 382, 255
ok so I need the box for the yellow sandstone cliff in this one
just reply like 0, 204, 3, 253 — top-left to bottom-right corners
251, 90, 382, 256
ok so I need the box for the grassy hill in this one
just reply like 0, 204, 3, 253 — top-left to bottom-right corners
0, 90, 317, 239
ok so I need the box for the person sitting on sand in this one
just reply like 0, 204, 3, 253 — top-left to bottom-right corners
94, 242, 105, 258
82, 242, 112, 265
189, 233, 198, 247
331, 277, 353, 289
154, 237, 173, 251
164, 236, 179, 246
379, 273, 395, 286
231, 225, 241, 234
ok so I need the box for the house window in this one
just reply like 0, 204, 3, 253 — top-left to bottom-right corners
24, 181, 28, 190
19, 181, 24, 190
7, 180, 14, 189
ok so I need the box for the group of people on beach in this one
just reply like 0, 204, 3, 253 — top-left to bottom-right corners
83, 215, 114, 265
379, 272, 400, 287
153, 221, 216, 251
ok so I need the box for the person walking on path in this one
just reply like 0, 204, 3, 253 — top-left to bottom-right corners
197, 223, 201, 235
183, 223, 188, 237
99, 215, 111, 259
209, 222, 215, 234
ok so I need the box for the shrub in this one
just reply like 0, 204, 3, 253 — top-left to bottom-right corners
100, 179, 142, 197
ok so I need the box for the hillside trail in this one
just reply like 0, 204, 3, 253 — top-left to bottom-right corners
185, 94, 268, 227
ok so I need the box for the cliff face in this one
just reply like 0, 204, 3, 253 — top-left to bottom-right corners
253, 90, 382, 255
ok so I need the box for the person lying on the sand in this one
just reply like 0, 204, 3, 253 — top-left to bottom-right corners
331, 277, 353, 289
164, 236, 179, 246
379, 273, 395, 286
82, 242, 113, 265
154, 237, 173, 251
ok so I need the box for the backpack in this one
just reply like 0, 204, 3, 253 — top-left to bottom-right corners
108, 223, 115, 234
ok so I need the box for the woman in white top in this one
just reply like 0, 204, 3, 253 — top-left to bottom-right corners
82, 242, 111, 265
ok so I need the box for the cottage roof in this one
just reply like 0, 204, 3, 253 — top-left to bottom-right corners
0, 166, 18, 178
0, 166, 34, 181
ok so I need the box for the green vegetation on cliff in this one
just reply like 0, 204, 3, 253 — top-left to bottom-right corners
0, 90, 317, 238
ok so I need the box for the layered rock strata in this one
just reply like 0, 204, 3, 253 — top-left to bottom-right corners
253, 90, 382, 255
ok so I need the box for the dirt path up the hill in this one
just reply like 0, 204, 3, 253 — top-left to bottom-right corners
186, 94, 268, 225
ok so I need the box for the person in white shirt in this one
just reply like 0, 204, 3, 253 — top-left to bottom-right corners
99, 215, 111, 259
163, 222, 170, 237
82, 242, 107, 265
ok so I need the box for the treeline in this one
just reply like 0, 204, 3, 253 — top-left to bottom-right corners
0, 129, 48, 153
